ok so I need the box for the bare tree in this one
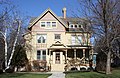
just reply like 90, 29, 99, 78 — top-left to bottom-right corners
76, 0, 120, 74
0, 0, 29, 71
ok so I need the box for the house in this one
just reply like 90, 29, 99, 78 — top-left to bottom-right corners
24, 8, 94, 72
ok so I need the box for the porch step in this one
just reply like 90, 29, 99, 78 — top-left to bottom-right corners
51, 64, 65, 72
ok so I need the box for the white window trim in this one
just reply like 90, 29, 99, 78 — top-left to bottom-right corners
71, 35, 83, 45
37, 50, 46, 60
40, 21, 57, 28
69, 24, 83, 28
37, 34, 47, 44
54, 34, 61, 40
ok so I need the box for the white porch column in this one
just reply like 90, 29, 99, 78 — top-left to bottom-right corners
74, 49, 76, 60
49, 50, 51, 71
53, 52, 55, 64
83, 49, 85, 64
49, 50, 51, 64
60, 52, 63, 64
65, 50, 67, 63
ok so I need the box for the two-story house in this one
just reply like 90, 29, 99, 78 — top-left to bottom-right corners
24, 8, 93, 72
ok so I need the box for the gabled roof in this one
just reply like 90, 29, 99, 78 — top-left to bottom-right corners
28, 8, 68, 29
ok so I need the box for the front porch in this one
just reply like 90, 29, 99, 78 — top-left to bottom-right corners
48, 48, 92, 71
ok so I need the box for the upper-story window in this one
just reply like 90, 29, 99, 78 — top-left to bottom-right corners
46, 22, 51, 27
41, 22, 45, 27
79, 25, 82, 28
52, 22, 56, 27
75, 24, 78, 28
71, 35, 83, 45
69, 24, 83, 28
55, 34, 61, 40
69, 24, 73, 28
40, 21, 57, 28
37, 34, 47, 43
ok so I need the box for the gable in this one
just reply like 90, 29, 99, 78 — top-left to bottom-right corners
28, 8, 68, 30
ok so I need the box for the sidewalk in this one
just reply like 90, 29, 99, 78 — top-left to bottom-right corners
48, 72, 65, 78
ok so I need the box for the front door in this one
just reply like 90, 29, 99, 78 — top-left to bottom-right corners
55, 52, 60, 64
51, 51, 65, 71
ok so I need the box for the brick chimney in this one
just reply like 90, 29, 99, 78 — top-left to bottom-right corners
62, 7, 66, 19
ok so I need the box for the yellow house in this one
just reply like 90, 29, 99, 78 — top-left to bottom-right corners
24, 8, 93, 72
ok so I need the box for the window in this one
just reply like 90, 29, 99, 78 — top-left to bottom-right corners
42, 50, 46, 60
71, 36, 76, 44
37, 34, 46, 43
37, 50, 46, 60
41, 22, 45, 27
37, 50, 41, 60
79, 25, 81, 28
78, 36, 82, 44
47, 22, 51, 27
55, 34, 61, 40
75, 24, 78, 28
69, 24, 73, 28
55, 52, 60, 64
71, 35, 83, 44
52, 22, 56, 27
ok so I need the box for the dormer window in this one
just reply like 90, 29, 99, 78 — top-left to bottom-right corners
75, 25, 78, 28
79, 25, 81, 28
69, 24, 74, 28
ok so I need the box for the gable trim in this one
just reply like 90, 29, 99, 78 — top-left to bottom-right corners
28, 8, 68, 29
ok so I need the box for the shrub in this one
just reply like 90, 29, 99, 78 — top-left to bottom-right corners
26, 64, 32, 72
71, 67, 78, 71
80, 67, 86, 71
5, 68, 14, 73
0, 69, 3, 74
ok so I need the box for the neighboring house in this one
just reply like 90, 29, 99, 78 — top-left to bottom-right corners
24, 8, 94, 72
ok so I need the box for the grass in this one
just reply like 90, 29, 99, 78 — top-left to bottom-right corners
65, 69, 120, 78
0, 73, 51, 78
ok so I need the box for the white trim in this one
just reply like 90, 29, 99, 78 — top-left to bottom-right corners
40, 21, 57, 29
28, 8, 67, 28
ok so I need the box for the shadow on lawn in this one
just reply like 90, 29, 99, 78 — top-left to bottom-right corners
7, 73, 27, 77
95, 71, 106, 74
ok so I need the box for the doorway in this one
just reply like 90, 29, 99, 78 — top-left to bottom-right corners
55, 52, 60, 64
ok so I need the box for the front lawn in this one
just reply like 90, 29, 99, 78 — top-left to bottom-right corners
65, 70, 120, 78
0, 73, 51, 78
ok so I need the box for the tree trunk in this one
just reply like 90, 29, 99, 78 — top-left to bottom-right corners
106, 50, 111, 74
5, 21, 21, 70
0, 30, 8, 70
4, 29, 7, 68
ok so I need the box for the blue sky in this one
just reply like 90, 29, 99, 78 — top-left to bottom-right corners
12, 0, 80, 17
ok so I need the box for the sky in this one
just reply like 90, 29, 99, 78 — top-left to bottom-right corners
12, 0, 80, 17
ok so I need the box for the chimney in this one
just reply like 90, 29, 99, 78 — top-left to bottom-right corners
62, 7, 66, 19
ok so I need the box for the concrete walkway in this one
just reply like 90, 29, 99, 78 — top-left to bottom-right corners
48, 72, 65, 78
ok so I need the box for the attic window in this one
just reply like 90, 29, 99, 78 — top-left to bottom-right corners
41, 22, 45, 27
52, 22, 56, 27
47, 22, 51, 27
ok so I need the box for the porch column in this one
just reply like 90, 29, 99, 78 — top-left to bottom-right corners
65, 50, 67, 64
53, 52, 55, 64
49, 50, 51, 71
60, 52, 63, 64
49, 50, 51, 63
74, 49, 76, 60
83, 49, 85, 64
